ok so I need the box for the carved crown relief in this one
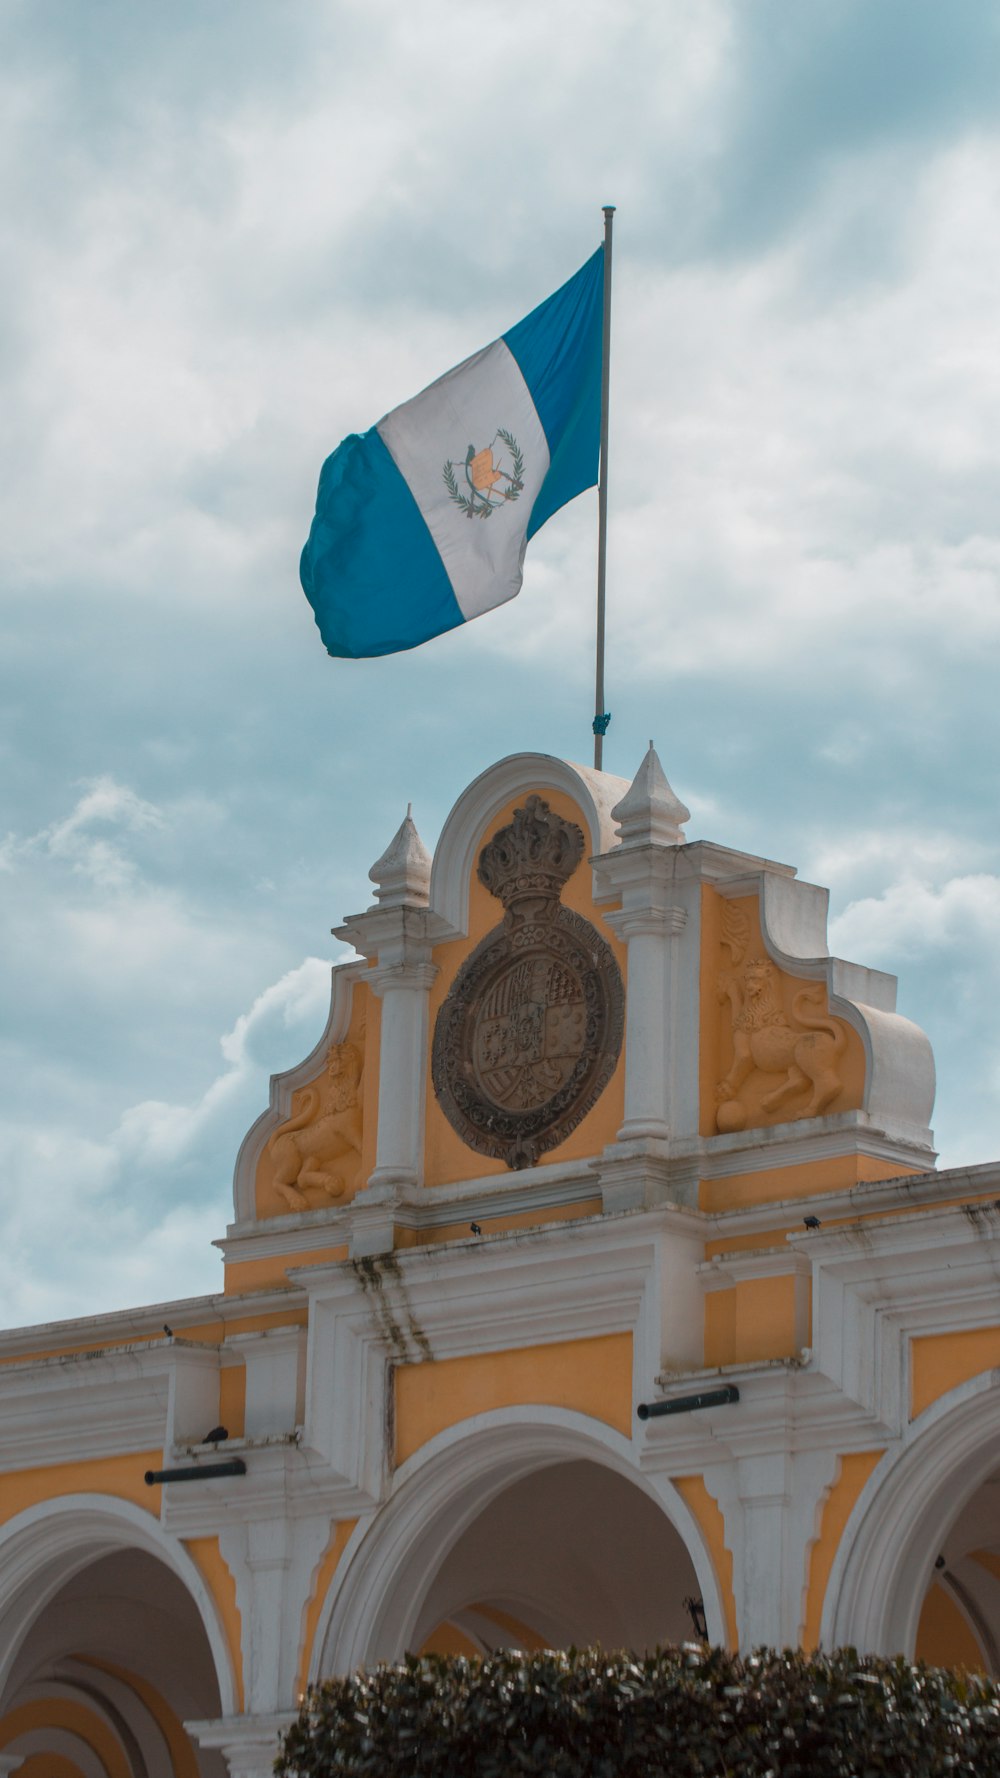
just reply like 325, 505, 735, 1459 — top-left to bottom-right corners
432, 796, 624, 1169
713, 900, 860, 1135
255, 1013, 368, 1216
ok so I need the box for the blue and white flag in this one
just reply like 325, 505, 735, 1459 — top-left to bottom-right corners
300, 249, 604, 658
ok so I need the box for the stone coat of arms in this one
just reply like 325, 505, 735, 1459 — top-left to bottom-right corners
432, 796, 624, 1169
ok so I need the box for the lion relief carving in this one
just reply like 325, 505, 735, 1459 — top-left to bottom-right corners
716, 955, 846, 1134
266, 1036, 365, 1210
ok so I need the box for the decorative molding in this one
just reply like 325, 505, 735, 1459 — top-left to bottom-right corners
0, 1495, 240, 1716
311, 1412, 728, 1673
368, 807, 432, 908
231, 961, 366, 1224
822, 1375, 1000, 1656
611, 743, 690, 849
186, 1713, 297, 1778
428, 752, 630, 942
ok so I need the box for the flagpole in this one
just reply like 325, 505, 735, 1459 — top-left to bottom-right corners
593, 204, 615, 771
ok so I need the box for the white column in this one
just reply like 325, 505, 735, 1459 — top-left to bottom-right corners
710, 1447, 840, 1649
367, 957, 438, 1189
187, 1715, 296, 1778
334, 808, 440, 1228
593, 742, 692, 1163
219, 1514, 332, 1717
604, 904, 686, 1140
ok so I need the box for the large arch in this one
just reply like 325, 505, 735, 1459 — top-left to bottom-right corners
823, 1373, 1000, 1661
313, 1408, 726, 1675
0, 1497, 239, 1776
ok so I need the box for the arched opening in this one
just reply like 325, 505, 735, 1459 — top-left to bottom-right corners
317, 1416, 719, 1674
415, 1458, 701, 1656
825, 1377, 1000, 1669
913, 1468, 1000, 1673
0, 1507, 233, 1778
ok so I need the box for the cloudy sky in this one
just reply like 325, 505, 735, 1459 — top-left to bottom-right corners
3, 0, 1000, 1328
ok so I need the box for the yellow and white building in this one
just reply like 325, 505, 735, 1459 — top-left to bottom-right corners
2, 745, 999, 1778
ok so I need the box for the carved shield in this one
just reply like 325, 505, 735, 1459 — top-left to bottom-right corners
432, 797, 624, 1169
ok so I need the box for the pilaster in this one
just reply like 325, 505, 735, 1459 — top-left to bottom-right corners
218, 1514, 332, 1714
593, 745, 694, 1209
335, 809, 439, 1204
187, 1713, 296, 1778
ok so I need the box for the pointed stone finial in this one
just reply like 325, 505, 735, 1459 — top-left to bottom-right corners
369, 807, 432, 907
611, 742, 690, 848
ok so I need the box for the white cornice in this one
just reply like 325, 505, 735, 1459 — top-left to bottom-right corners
0, 1286, 307, 1367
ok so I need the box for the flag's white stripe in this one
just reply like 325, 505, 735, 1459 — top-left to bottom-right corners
377, 339, 550, 623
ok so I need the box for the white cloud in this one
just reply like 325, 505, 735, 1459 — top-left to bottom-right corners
4, 0, 1000, 1319
0, 955, 337, 1327
830, 873, 1000, 967
2, 775, 165, 888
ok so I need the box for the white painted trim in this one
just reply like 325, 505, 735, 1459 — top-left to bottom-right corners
311, 1410, 728, 1672
822, 1374, 1000, 1655
699, 1249, 812, 1290
0, 1290, 307, 1367
231, 961, 366, 1223
0, 1494, 239, 1715
428, 753, 630, 941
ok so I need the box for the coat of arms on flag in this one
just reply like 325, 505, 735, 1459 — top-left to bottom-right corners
443, 431, 525, 519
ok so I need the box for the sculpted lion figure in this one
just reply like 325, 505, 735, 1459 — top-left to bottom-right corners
716, 958, 845, 1130
267, 1039, 364, 1210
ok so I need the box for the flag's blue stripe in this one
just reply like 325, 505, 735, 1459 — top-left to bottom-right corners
503, 246, 604, 540
300, 429, 463, 658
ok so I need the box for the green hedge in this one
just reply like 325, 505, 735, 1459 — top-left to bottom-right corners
276, 1644, 1000, 1777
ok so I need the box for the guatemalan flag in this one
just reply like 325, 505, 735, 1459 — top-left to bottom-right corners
300, 249, 604, 658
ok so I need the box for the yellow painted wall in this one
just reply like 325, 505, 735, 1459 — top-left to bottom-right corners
473, 1603, 549, 1651
297, 1518, 358, 1695
419, 1621, 482, 1657
253, 982, 377, 1220
423, 789, 627, 1189
0, 1305, 308, 1373
218, 1363, 247, 1440
0, 1452, 162, 1525
915, 1582, 985, 1671
671, 1474, 738, 1650
17, 1756, 86, 1778
699, 888, 865, 1143
704, 1274, 808, 1367
700, 1153, 920, 1216
972, 1548, 1000, 1586
0, 1698, 130, 1778
394, 1332, 633, 1466
223, 1245, 349, 1295
184, 1535, 244, 1712
419, 1605, 547, 1656
911, 1326, 1000, 1419
77, 1656, 200, 1778
415, 1199, 603, 1248
704, 1187, 1000, 1256
802, 1451, 884, 1649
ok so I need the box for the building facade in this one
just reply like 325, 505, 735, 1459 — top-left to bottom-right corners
2, 747, 999, 1778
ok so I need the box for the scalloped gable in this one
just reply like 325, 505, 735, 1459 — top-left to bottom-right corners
226, 747, 937, 1284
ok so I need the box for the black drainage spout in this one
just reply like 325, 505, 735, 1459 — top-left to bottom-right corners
144, 1459, 247, 1485
637, 1384, 740, 1421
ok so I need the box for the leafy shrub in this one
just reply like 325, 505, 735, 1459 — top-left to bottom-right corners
276, 1644, 1000, 1777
